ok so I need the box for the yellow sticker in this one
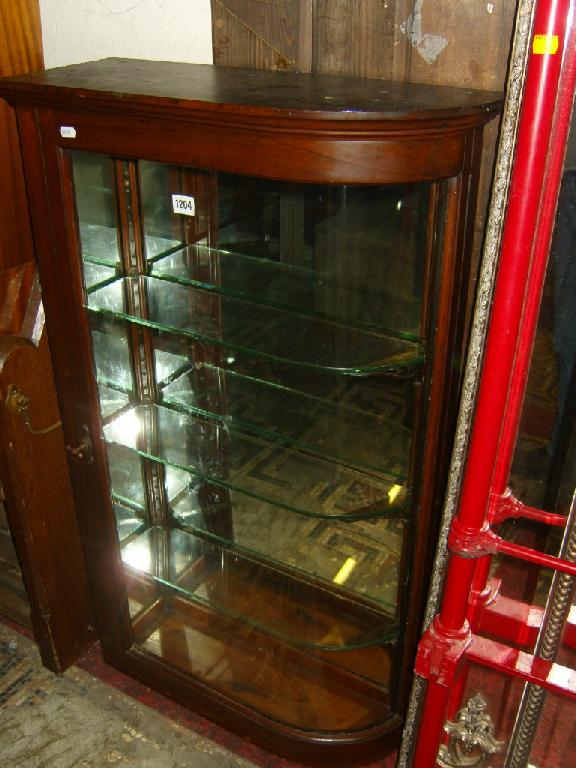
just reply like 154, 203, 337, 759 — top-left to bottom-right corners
533, 34, 559, 55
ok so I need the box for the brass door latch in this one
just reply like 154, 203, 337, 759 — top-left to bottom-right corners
5, 384, 94, 462
4, 383, 62, 436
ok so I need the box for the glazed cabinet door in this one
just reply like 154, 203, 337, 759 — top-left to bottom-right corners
64, 149, 440, 737
0, 54, 502, 763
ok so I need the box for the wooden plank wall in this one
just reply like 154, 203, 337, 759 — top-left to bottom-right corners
211, 0, 311, 70
211, 0, 515, 89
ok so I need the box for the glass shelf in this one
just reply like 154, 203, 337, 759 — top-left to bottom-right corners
103, 403, 408, 521
106, 457, 402, 609
162, 364, 410, 480
133, 594, 392, 732
114, 502, 145, 544
122, 525, 398, 651
150, 244, 421, 339
107, 441, 194, 513
78, 224, 120, 267
172, 478, 402, 611
83, 262, 118, 292
97, 383, 129, 419
108, 443, 147, 510
92, 330, 133, 394
79, 223, 181, 266
88, 276, 424, 376
92, 327, 191, 396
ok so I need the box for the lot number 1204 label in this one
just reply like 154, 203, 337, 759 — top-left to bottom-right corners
172, 194, 196, 216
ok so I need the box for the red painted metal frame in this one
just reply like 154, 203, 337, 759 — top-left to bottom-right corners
488, 489, 566, 526
477, 581, 576, 649
411, 0, 575, 764
466, 636, 576, 700
448, 518, 576, 576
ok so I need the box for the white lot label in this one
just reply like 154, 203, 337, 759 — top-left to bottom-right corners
172, 194, 196, 216
59, 126, 77, 138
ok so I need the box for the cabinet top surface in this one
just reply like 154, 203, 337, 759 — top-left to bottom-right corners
0, 58, 502, 123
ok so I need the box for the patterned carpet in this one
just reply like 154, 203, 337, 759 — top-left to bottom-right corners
0, 619, 397, 768
0, 621, 254, 768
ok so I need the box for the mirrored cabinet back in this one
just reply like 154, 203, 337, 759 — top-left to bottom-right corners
0, 59, 501, 765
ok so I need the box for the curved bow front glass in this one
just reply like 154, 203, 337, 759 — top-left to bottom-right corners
71, 151, 436, 733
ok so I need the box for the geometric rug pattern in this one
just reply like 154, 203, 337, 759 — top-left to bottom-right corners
0, 619, 397, 768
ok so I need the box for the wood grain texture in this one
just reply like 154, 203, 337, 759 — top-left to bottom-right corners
211, 0, 515, 90
314, 0, 396, 78
0, 262, 35, 335
211, 0, 312, 71
393, 0, 515, 90
0, 0, 43, 77
0, 57, 501, 119
135, 601, 390, 731
0, 0, 43, 271
0, 331, 95, 672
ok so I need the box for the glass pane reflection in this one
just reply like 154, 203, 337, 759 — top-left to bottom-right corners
70, 152, 435, 734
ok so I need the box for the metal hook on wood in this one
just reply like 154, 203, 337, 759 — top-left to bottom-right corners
4, 383, 62, 436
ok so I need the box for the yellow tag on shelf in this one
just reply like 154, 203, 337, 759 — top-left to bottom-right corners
533, 34, 559, 55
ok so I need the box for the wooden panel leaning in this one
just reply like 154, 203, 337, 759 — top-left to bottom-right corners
0, 262, 95, 671
0, 0, 95, 670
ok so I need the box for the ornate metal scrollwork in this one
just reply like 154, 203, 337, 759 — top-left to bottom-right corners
437, 694, 504, 768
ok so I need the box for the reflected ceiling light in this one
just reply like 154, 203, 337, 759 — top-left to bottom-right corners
122, 538, 151, 573
108, 408, 142, 448
333, 557, 357, 585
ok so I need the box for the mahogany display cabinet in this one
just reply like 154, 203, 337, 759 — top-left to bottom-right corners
0, 60, 501, 764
